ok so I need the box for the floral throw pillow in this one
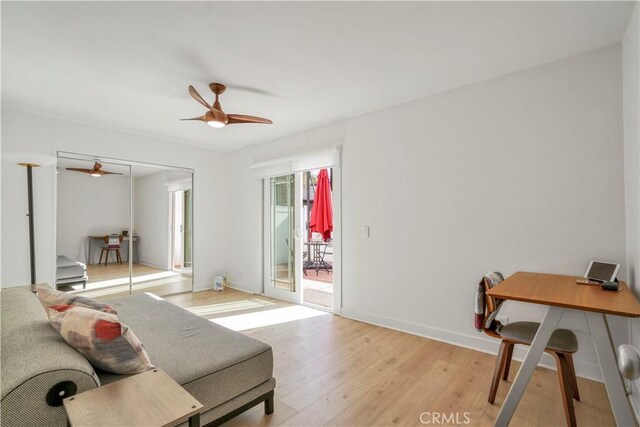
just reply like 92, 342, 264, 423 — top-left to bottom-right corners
47, 305, 153, 375
37, 287, 117, 315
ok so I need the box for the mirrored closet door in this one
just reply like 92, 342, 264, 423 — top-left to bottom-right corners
55, 152, 193, 298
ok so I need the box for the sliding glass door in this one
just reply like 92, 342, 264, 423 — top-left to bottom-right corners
263, 174, 302, 303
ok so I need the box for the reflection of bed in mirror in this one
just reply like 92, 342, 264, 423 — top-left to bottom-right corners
56, 255, 88, 289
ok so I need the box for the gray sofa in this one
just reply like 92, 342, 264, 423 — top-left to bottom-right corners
0, 288, 276, 427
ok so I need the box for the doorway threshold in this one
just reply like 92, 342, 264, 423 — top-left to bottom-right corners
301, 301, 334, 313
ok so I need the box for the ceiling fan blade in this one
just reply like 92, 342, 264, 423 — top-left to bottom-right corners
180, 114, 207, 122
188, 85, 212, 110
65, 168, 92, 173
102, 171, 123, 175
227, 114, 273, 125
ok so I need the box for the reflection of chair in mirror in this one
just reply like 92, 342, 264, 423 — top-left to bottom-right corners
99, 234, 123, 266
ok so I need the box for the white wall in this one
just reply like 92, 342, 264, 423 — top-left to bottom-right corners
623, 2, 640, 415
57, 170, 130, 263
1, 110, 227, 290
133, 171, 171, 270
224, 45, 628, 380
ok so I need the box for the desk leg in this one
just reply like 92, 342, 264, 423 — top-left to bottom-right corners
188, 412, 200, 427
494, 306, 564, 427
585, 312, 636, 426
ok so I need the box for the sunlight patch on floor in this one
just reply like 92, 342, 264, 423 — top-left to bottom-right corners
211, 304, 329, 331
69, 270, 182, 293
185, 299, 275, 317
95, 271, 180, 288
71, 273, 187, 298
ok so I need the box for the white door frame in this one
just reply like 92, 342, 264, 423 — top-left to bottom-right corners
331, 165, 342, 315
170, 190, 185, 272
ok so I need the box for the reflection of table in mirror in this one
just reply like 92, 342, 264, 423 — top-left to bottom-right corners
87, 235, 139, 266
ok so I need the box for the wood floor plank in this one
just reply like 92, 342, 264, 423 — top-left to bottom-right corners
276, 327, 395, 399
223, 399, 298, 427
325, 371, 418, 426
281, 383, 365, 427
280, 335, 398, 411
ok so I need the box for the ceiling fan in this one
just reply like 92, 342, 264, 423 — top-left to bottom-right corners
182, 83, 273, 128
65, 162, 123, 177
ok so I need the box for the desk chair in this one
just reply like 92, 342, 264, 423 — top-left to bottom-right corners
480, 272, 580, 427
98, 235, 123, 266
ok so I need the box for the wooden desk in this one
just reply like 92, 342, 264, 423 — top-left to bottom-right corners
487, 272, 640, 427
64, 368, 203, 427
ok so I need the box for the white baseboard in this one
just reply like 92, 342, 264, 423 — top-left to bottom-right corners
226, 281, 260, 294
137, 259, 169, 270
340, 307, 604, 382
192, 282, 211, 292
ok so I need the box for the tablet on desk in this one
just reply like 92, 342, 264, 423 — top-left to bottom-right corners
577, 261, 620, 285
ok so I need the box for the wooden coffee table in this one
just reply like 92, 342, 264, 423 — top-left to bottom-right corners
64, 368, 203, 427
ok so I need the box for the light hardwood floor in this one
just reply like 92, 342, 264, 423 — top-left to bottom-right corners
164, 289, 616, 427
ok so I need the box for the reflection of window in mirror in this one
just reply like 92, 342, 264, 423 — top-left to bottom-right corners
132, 167, 194, 296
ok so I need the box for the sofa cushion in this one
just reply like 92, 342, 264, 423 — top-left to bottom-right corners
46, 305, 153, 375
500, 321, 578, 353
98, 294, 274, 412
37, 287, 116, 314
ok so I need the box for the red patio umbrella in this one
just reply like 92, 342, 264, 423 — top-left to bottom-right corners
309, 169, 333, 241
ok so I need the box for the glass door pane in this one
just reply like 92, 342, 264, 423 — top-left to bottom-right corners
270, 174, 295, 291
183, 189, 192, 268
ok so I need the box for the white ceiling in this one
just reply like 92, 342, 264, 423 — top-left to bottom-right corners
2, 2, 635, 153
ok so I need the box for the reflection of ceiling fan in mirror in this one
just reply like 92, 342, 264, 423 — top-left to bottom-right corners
182, 83, 273, 128
65, 162, 122, 177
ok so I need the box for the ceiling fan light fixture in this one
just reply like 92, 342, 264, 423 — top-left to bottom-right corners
90, 173, 102, 177
184, 83, 272, 129
206, 119, 226, 128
